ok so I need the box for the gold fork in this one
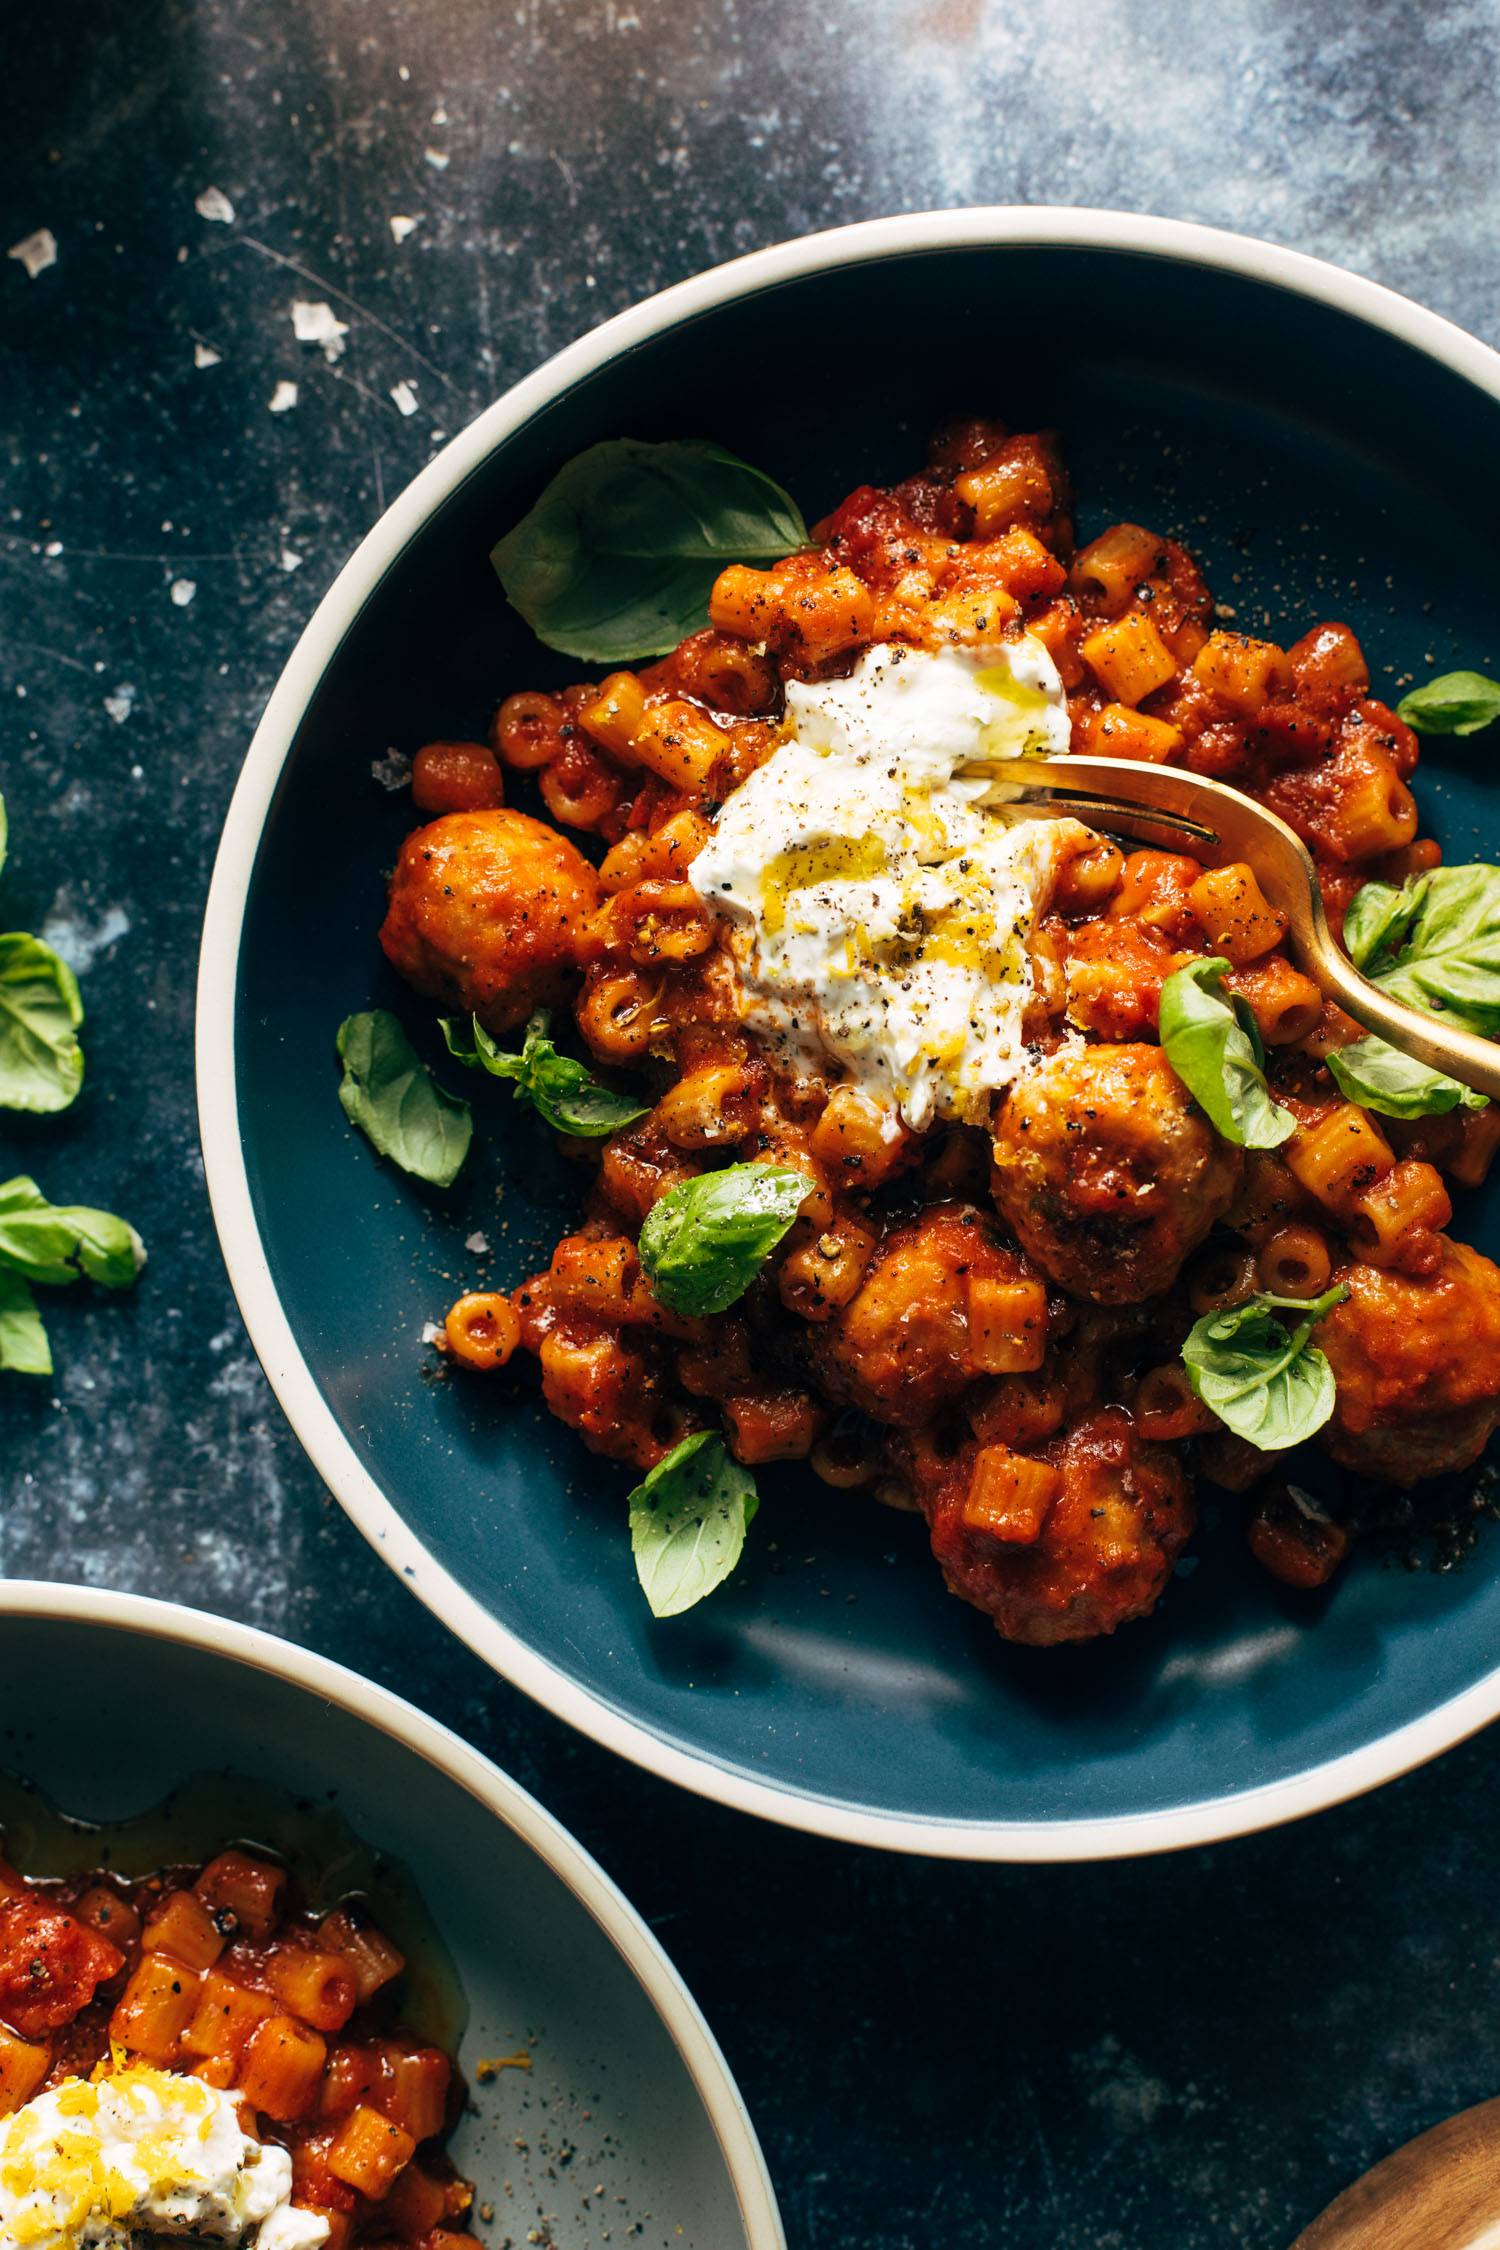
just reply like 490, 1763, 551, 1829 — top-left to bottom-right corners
988, 753, 1500, 1102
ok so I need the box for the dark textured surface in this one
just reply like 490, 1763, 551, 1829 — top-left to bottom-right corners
4, 4, 1500, 2244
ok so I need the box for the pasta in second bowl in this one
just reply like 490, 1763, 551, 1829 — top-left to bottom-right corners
202, 211, 1500, 1855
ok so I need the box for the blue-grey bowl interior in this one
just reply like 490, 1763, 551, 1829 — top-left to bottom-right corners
0, 1605, 760, 2246
231, 239, 1500, 1835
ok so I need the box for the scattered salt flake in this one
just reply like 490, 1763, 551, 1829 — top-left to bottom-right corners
43, 539, 62, 557
398, 63, 410, 80
193, 341, 222, 369
194, 185, 236, 224
290, 297, 348, 362
389, 214, 419, 243
424, 147, 450, 170
8, 228, 57, 279
420, 1319, 442, 1345
465, 1231, 491, 1256
104, 684, 136, 725
280, 546, 304, 572
268, 379, 299, 413
370, 746, 411, 791
390, 379, 418, 417
431, 104, 450, 124
170, 578, 196, 606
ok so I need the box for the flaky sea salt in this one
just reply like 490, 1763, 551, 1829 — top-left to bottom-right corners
280, 546, 304, 572
290, 298, 348, 362
420, 1320, 442, 1345
8, 228, 57, 279
170, 579, 196, 607
465, 1231, 491, 1256
193, 341, 222, 369
104, 684, 136, 724
370, 746, 411, 791
390, 379, 418, 417
389, 215, 419, 243
194, 185, 236, 224
423, 147, 450, 170
268, 380, 299, 413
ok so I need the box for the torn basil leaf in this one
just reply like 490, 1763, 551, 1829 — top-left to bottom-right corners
627, 1430, 760, 1618
336, 1010, 471, 1187
637, 1162, 809, 1317
1158, 957, 1295, 1148
442, 1010, 648, 1137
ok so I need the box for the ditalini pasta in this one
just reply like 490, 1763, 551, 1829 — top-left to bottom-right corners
372, 416, 1500, 1642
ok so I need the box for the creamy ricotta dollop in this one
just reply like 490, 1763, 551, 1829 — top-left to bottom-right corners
0, 2064, 328, 2250
690, 634, 1077, 1129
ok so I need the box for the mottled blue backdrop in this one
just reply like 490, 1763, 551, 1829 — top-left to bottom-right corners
4, 4, 1500, 2244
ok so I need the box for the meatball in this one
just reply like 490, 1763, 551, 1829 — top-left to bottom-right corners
1318, 1240, 1500, 1479
811, 1203, 1047, 1430
922, 1407, 1195, 1645
380, 808, 601, 1035
991, 1043, 1242, 1303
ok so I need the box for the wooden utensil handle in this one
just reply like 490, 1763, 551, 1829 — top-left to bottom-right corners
1291, 2098, 1500, 2247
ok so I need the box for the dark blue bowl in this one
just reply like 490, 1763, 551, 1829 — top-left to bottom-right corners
200, 212, 1500, 1857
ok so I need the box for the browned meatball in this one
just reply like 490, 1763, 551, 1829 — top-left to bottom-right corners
922, 1407, 1195, 1645
991, 1043, 1242, 1303
811, 1203, 1047, 1429
380, 808, 601, 1035
1318, 1241, 1500, 1479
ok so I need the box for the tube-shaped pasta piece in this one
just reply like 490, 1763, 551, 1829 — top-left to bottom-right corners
965, 1273, 1048, 1374
1346, 1158, 1452, 1268
182, 1969, 274, 2063
1053, 837, 1125, 915
142, 1891, 228, 1974
326, 2105, 417, 2198
1134, 1363, 1218, 1441
1285, 1105, 1396, 1212
722, 1389, 823, 1463
1185, 1245, 1260, 1315
1082, 703, 1183, 761
110, 1956, 203, 2064
1226, 957, 1324, 1046
75, 1886, 141, 1951
265, 1947, 358, 2035
1328, 749, 1418, 860
578, 672, 646, 758
777, 1216, 878, 1321
377, 2040, 453, 2140
1256, 1225, 1333, 1299
576, 968, 665, 1062
1190, 630, 1292, 714
810, 1086, 910, 1188
1069, 522, 1165, 612
1448, 1106, 1500, 1191
240, 2014, 328, 2122
1187, 864, 1287, 962
1079, 613, 1178, 705
652, 1064, 758, 1149
444, 1292, 521, 1372
0, 2025, 50, 2117
630, 701, 728, 790
953, 450, 1054, 533
810, 1425, 883, 1489
490, 690, 565, 771
961, 1446, 1061, 1544
194, 1851, 287, 1940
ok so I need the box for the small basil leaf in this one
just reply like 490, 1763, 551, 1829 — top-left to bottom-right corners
0, 1270, 50, 1377
492, 438, 809, 664
1182, 1285, 1347, 1451
1352, 864, 1500, 1035
0, 1176, 146, 1288
627, 1430, 760, 1618
443, 1010, 649, 1137
336, 1010, 472, 1187
1158, 957, 1295, 1149
1326, 1035, 1487, 1119
638, 1162, 809, 1317
1342, 876, 1428, 974
1396, 670, 1500, 738
1232, 993, 1267, 1072
0, 932, 84, 1112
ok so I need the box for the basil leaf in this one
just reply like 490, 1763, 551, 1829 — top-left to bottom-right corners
627, 1431, 759, 1618
638, 1162, 809, 1316
1326, 1034, 1487, 1118
1182, 1285, 1348, 1451
1396, 670, 1500, 737
0, 1270, 50, 1377
1349, 864, 1500, 1034
1342, 876, 1428, 974
336, 1010, 472, 1187
0, 1175, 146, 1288
0, 932, 84, 1112
442, 1010, 648, 1137
1158, 957, 1295, 1148
492, 438, 808, 664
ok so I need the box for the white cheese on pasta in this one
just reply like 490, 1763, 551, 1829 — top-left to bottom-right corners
691, 635, 1076, 1128
0, 2063, 328, 2250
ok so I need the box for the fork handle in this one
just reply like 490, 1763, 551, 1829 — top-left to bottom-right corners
1312, 952, 1500, 1102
